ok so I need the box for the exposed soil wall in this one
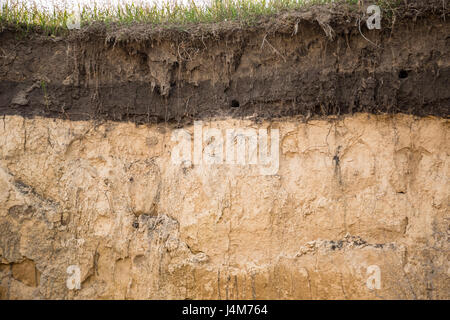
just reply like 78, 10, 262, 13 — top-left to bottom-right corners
0, 2, 449, 123
0, 114, 448, 299
0, 1, 449, 299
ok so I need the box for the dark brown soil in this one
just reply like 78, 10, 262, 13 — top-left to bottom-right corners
0, 1, 449, 125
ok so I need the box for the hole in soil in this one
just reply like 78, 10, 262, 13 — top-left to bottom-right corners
231, 99, 240, 108
399, 70, 409, 79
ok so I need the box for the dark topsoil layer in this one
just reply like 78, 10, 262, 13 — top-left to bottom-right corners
0, 0, 449, 125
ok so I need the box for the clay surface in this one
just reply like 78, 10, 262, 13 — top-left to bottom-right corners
0, 114, 448, 299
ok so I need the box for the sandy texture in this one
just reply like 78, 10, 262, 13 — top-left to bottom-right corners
0, 114, 448, 299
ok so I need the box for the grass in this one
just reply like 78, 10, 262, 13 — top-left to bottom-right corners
0, 0, 399, 35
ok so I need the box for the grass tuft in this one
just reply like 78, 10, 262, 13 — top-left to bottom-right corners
0, 0, 399, 35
